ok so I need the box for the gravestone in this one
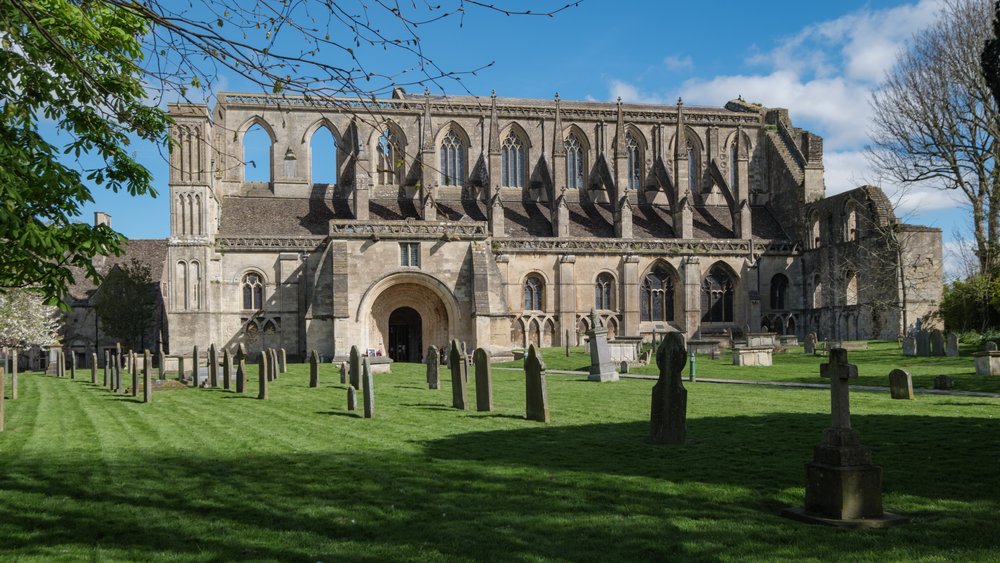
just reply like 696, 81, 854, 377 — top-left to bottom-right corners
888, 369, 914, 400
649, 332, 688, 445
565, 330, 570, 357
620, 361, 629, 374
974, 341, 1000, 376
933, 375, 955, 390
158, 345, 165, 379
449, 339, 468, 410
192, 346, 201, 387
710, 349, 722, 361
69, 351, 76, 379
987, 341, 998, 351
222, 348, 232, 390
426, 345, 440, 390
208, 344, 218, 388
103, 350, 109, 387
257, 352, 269, 400
143, 350, 152, 404
916, 330, 930, 357
946, 333, 960, 357
177, 356, 185, 386
265, 348, 274, 381
131, 356, 139, 397
349, 346, 362, 389
307, 350, 319, 387
586, 309, 618, 382
91, 352, 97, 384
270, 348, 279, 381
339, 361, 348, 385
902, 336, 916, 357
524, 344, 550, 422
362, 357, 375, 418
279, 348, 287, 374
9, 351, 17, 401
0, 368, 5, 432
929, 330, 945, 357
347, 386, 357, 411
235, 344, 247, 393
782, 348, 906, 527
114, 351, 122, 392
804, 332, 817, 355
473, 348, 493, 412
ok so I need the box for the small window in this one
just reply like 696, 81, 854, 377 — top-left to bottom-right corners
242, 272, 263, 310
400, 242, 420, 267
523, 275, 543, 311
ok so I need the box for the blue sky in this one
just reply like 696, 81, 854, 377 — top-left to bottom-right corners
79, 0, 967, 275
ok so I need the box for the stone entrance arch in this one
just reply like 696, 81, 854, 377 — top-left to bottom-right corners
360, 273, 458, 362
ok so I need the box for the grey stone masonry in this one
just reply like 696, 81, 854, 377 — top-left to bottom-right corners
888, 369, 914, 400
362, 357, 375, 418
586, 308, 618, 382
143, 350, 152, 404
309, 350, 319, 387
473, 348, 493, 412
649, 332, 687, 445
524, 344, 550, 423
349, 346, 362, 389
257, 351, 269, 400
449, 339, 468, 410
426, 345, 440, 390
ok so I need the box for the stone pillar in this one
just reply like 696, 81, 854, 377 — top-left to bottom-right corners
557, 255, 576, 346
614, 197, 632, 239
622, 255, 640, 337
682, 257, 702, 337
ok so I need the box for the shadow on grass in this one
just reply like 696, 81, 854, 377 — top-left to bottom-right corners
0, 414, 997, 561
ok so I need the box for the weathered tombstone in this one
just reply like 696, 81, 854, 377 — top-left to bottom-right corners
929, 329, 945, 357
235, 345, 247, 393
902, 336, 916, 357
103, 350, 109, 387
888, 369, 914, 400
69, 351, 76, 379
114, 351, 123, 392
710, 349, 722, 361
158, 345, 165, 379
208, 344, 218, 388
804, 332, 817, 355
339, 361, 348, 385
362, 357, 375, 418
347, 386, 357, 411
142, 350, 152, 403
916, 330, 930, 357
222, 348, 232, 390
473, 348, 493, 412
177, 356, 186, 386
649, 332, 687, 445
257, 351, 269, 400
524, 344, 550, 422
933, 375, 955, 390
946, 333, 960, 357
90, 352, 97, 384
279, 348, 287, 374
131, 356, 139, 397
974, 341, 1000, 375
269, 348, 279, 381
349, 346, 362, 389
0, 368, 5, 432
9, 351, 17, 400
426, 345, 440, 390
449, 339, 468, 410
192, 346, 200, 387
619, 360, 629, 374
565, 330, 570, 357
782, 348, 906, 527
309, 350, 319, 388
586, 309, 618, 382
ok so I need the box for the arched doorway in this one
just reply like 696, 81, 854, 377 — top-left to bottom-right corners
388, 306, 422, 363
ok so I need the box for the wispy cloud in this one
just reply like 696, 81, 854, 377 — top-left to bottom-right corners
663, 55, 693, 71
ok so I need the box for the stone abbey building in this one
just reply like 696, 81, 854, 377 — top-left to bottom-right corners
82, 91, 943, 361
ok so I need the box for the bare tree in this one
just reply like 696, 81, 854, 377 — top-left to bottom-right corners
867, 0, 999, 275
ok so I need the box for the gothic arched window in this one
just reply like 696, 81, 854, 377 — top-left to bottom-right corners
845, 202, 858, 242
377, 128, 403, 186
701, 266, 734, 323
640, 266, 675, 322
687, 147, 698, 192
729, 142, 738, 189
440, 129, 464, 186
501, 132, 525, 188
626, 132, 641, 190
770, 274, 789, 310
242, 272, 264, 310
845, 271, 858, 306
565, 134, 585, 189
523, 275, 543, 311
595, 273, 615, 310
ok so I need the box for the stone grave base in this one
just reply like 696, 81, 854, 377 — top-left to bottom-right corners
732, 346, 773, 366
588, 370, 619, 382
973, 351, 1000, 376
804, 461, 883, 519
687, 339, 720, 356
780, 507, 909, 528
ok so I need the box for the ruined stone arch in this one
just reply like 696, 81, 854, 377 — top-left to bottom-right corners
238, 115, 277, 183
370, 120, 408, 187
302, 118, 343, 185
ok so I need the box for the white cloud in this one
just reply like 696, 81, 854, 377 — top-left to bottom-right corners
663, 55, 693, 71
609, 79, 667, 105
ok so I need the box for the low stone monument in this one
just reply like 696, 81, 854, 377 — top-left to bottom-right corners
347, 386, 357, 411
782, 348, 907, 527
349, 346, 362, 389
474, 348, 493, 412
309, 350, 319, 388
362, 357, 375, 418
933, 375, 955, 390
222, 348, 232, 390
235, 344, 247, 393
804, 332, 817, 354
946, 333, 960, 357
524, 344, 550, 422
208, 344, 218, 388
143, 350, 152, 404
888, 369, 914, 400
449, 339, 468, 410
586, 309, 618, 382
649, 332, 687, 445
974, 341, 1000, 376
902, 336, 916, 357
929, 329, 945, 356
257, 352, 269, 400
426, 345, 440, 390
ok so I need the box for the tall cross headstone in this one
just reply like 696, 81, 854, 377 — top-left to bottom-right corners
449, 339, 468, 410
235, 344, 246, 393
142, 350, 152, 403
349, 346, 361, 389
362, 357, 375, 418
257, 351, 269, 400
426, 345, 440, 390
208, 344, 218, 388
309, 350, 319, 388
649, 332, 687, 445
473, 348, 493, 412
222, 348, 232, 390
524, 344, 550, 422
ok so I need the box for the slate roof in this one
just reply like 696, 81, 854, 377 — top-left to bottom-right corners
65, 239, 168, 304
218, 196, 352, 236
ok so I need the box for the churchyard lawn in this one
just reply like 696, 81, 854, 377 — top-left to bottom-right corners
1, 358, 998, 561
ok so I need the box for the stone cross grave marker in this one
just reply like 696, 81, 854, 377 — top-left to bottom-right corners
449, 339, 468, 410
426, 345, 439, 390
143, 350, 152, 404
306, 350, 318, 387
192, 346, 200, 387
649, 332, 688, 445
235, 344, 247, 393
91, 352, 97, 385
258, 351, 269, 400
347, 386, 357, 411
208, 344, 218, 388
946, 333, 960, 357
362, 357, 375, 418
888, 368, 914, 400
524, 344, 550, 422
222, 348, 232, 390
820, 348, 858, 430
349, 346, 362, 389
473, 347, 493, 412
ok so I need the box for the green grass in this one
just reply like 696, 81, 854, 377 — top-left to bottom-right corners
1, 361, 999, 561
499, 341, 1000, 393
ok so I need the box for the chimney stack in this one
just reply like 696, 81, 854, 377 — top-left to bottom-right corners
94, 212, 111, 228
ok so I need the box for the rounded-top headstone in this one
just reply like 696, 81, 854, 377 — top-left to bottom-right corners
985, 341, 998, 352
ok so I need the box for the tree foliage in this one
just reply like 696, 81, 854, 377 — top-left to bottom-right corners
0, 288, 60, 349
93, 258, 157, 350
938, 275, 1000, 331
867, 0, 999, 274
